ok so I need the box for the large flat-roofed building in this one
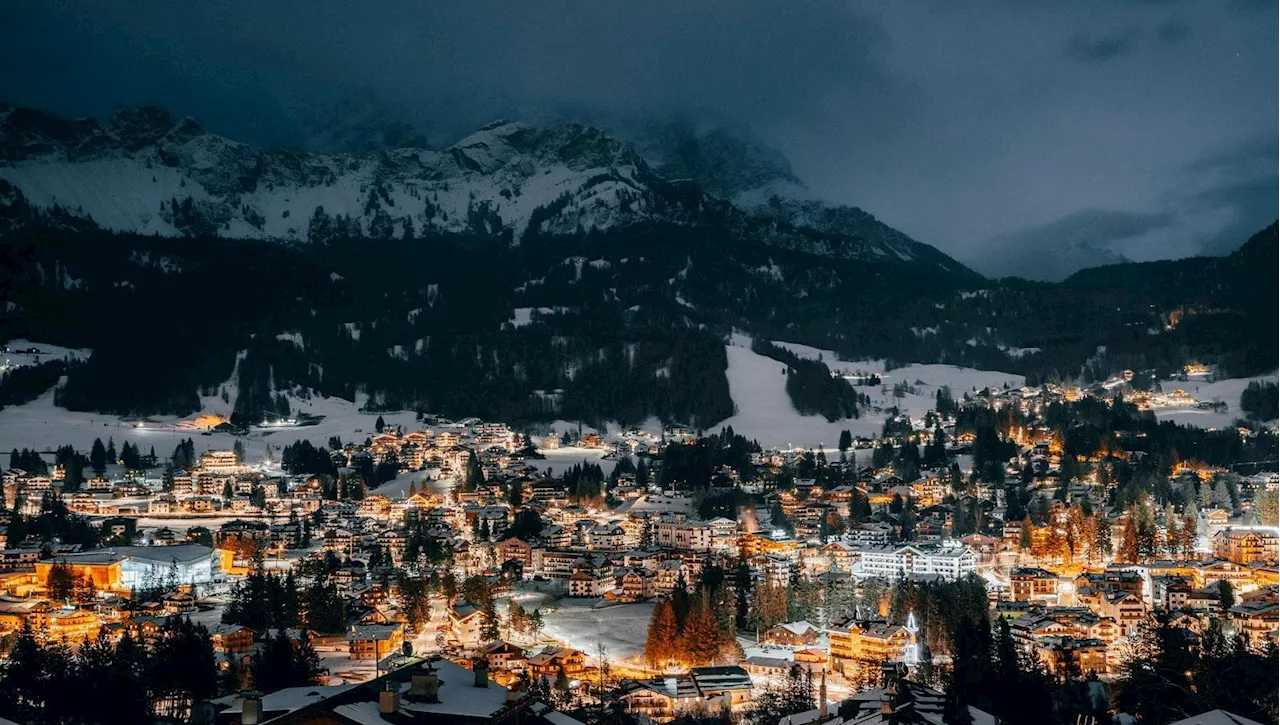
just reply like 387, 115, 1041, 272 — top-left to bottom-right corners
198, 450, 241, 474
852, 544, 976, 582
35, 545, 226, 594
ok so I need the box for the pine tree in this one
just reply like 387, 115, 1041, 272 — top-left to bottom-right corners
90, 438, 107, 476
106, 438, 116, 464
645, 599, 678, 670
1118, 517, 1140, 562
375, 415, 385, 433
680, 593, 721, 666
481, 596, 500, 642
838, 429, 853, 452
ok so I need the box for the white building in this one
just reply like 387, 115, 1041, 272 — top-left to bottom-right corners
853, 544, 977, 582
656, 521, 714, 551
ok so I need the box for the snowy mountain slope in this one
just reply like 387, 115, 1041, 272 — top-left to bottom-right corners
0, 105, 972, 276
627, 120, 969, 274
0, 106, 688, 242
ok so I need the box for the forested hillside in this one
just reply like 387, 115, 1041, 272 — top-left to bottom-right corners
0, 220, 1274, 428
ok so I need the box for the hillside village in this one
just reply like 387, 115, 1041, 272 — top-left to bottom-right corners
0, 360, 1276, 725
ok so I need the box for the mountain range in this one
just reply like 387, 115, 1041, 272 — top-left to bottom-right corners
0, 104, 1273, 428
0, 105, 965, 276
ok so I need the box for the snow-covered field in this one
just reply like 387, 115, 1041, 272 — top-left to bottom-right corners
0, 339, 92, 372
0, 382, 419, 463
712, 336, 1023, 448
529, 448, 618, 477
539, 598, 654, 660
376, 469, 455, 499
1151, 373, 1279, 430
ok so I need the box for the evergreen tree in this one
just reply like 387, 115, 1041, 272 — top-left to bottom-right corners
838, 429, 853, 452
645, 599, 678, 670
1217, 579, 1235, 611
90, 437, 107, 476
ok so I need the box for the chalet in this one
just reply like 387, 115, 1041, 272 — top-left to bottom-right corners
569, 568, 610, 598
495, 537, 533, 569
764, 620, 820, 647
527, 645, 587, 679
347, 623, 404, 661
1010, 567, 1059, 604
447, 602, 485, 649
483, 640, 528, 675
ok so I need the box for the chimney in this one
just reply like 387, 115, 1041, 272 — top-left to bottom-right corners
505, 681, 523, 703
378, 685, 400, 716
239, 692, 263, 725
474, 657, 490, 688
408, 660, 441, 703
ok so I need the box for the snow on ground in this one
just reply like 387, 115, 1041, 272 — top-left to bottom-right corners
771, 340, 841, 362
875, 363, 1024, 420
1151, 373, 1279, 430
613, 494, 695, 516
540, 598, 654, 660
530, 448, 618, 477
0, 384, 418, 462
375, 469, 455, 499
1, 339, 92, 371
713, 336, 1023, 448
713, 342, 875, 448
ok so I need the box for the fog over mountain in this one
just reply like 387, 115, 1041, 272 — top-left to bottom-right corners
1, 0, 1276, 279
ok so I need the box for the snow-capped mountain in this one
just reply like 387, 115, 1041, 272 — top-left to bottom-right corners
0, 104, 971, 275
627, 119, 961, 271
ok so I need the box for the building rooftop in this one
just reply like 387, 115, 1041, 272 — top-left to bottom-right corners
51, 544, 216, 566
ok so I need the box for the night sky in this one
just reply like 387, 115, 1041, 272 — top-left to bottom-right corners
1, 1, 1274, 273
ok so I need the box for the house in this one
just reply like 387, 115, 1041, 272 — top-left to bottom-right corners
1033, 636, 1110, 675
569, 568, 609, 598
482, 640, 528, 673
585, 524, 627, 551
827, 618, 914, 682
527, 645, 587, 678
764, 621, 820, 647
212, 657, 582, 725
618, 567, 657, 601
1227, 586, 1279, 649
617, 666, 753, 722
495, 537, 533, 569
208, 623, 255, 653
1010, 567, 1059, 604
447, 602, 485, 649
348, 623, 405, 660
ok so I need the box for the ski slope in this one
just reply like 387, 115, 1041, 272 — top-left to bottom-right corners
712, 336, 1023, 447
1151, 373, 1279, 430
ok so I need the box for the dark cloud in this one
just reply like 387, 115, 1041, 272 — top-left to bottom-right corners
1155, 19, 1191, 44
967, 209, 1175, 281
1177, 138, 1279, 256
1232, 0, 1276, 12
1064, 26, 1144, 62
0, 0, 890, 147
